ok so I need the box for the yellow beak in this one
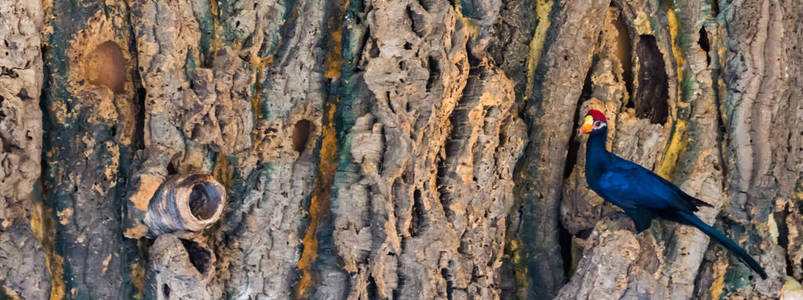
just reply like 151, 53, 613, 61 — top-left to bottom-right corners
579, 115, 594, 134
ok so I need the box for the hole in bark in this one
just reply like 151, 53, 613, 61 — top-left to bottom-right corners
0, 66, 16, 77
180, 239, 211, 274
367, 276, 378, 299
386, 91, 396, 114
404, 42, 413, 50
697, 27, 710, 53
411, 189, 423, 237
441, 263, 454, 298
189, 183, 221, 220
633, 35, 669, 124
776, 203, 793, 275
167, 159, 178, 175
698, 27, 711, 66
86, 41, 126, 93
17, 88, 30, 100
292, 120, 315, 154
162, 284, 170, 298
426, 55, 440, 92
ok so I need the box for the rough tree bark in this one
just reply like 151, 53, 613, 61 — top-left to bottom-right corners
0, 1, 50, 299
0, 0, 800, 299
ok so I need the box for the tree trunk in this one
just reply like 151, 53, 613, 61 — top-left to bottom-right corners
0, 0, 800, 299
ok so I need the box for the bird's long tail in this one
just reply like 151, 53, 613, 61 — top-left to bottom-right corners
677, 211, 768, 280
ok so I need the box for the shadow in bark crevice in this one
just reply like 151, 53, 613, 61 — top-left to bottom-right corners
426, 55, 441, 92
610, 2, 633, 101
558, 59, 596, 280
180, 239, 212, 275
441, 264, 454, 299
698, 27, 711, 66
558, 222, 574, 277
775, 202, 793, 275
367, 276, 378, 299
563, 62, 594, 179
406, 5, 427, 37
633, 35, 668, 124
411, 189, 424, 237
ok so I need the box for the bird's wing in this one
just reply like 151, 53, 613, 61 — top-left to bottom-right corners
598, 157, 700, 213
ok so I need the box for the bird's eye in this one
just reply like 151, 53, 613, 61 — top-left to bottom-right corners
594, 121, 601, 127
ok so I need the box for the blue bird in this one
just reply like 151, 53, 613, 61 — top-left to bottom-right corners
579, 109, 767, 280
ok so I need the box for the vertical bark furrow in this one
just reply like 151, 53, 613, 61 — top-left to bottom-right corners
652, 3, 728, 298
206, 0, 328, 298
511, 0, 610, 298
326, 1, 471, 298
436, 63, 525, 299
715, 0, 801, 297
41, 0, 142, 298
321, 1, 527, 298
0, 1, 49, 298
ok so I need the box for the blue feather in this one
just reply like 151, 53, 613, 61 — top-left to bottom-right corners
584, 125, 767, 280
675, 211, 767, 280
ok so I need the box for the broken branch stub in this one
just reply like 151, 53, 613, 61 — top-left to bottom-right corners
144, 174, 226, 238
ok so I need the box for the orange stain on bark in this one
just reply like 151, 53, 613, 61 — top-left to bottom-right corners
212, 154, 234, 189
30, 197, 65, 300
295, 102, 338, 298
323, 0, 348, 79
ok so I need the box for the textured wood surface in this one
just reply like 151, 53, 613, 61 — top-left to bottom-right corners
0, 0, 799, 299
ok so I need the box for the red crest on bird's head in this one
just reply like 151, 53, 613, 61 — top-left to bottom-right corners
586, 109, 607, 122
